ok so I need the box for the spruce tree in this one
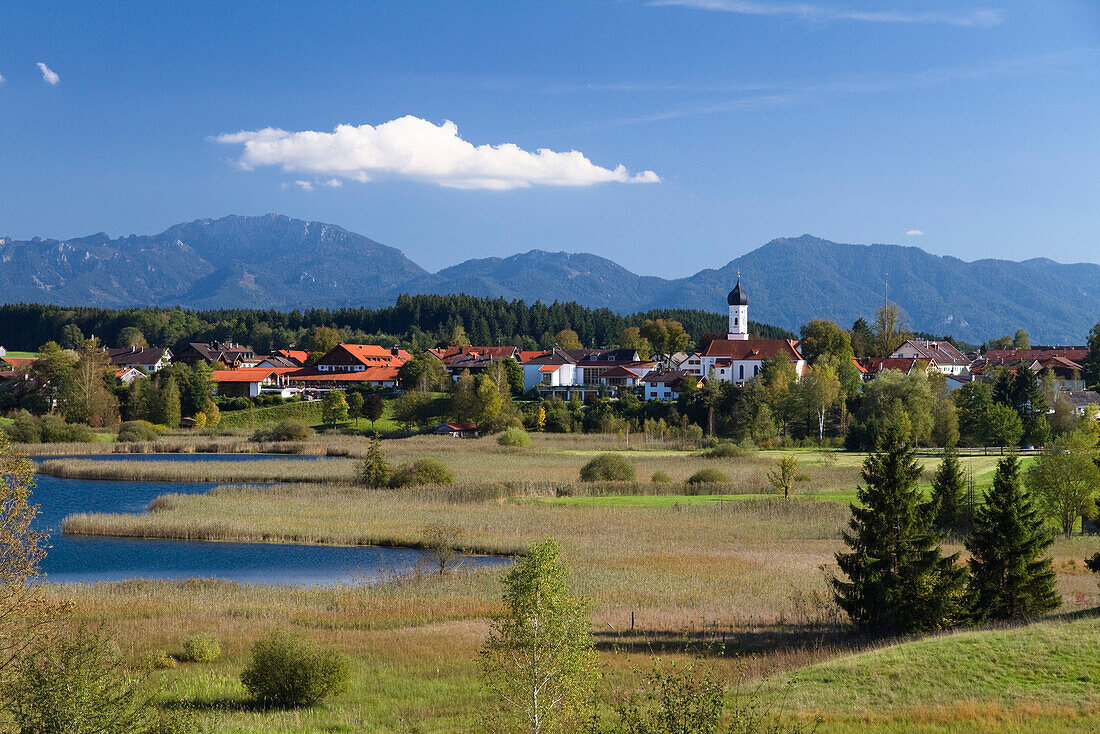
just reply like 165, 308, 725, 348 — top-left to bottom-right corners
966, 454, 1060, 622
929, 447, 968, 537
833, 425, 966, 635
358, 436, 392, 488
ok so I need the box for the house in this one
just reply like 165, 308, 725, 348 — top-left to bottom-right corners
970, 354, 1087, 392
697, 279, 807, 384
0, 346, 6, 357
679, 352, 705, 377
173, 341, 256, 368
521, 348, 656, 399
285, 366, 402, 390
981, 346, 1090, 364
211, 368, 292, 398
106, 346, 172, 373
433, 422, 479, 438
641, 371, 700, 401
1061, 390, 1100, 417
257, 349, 309, 368
522, 351, 581, 397
889, 339, 971, 376
314, 343, 410, 373
856, 357, 936, 380
114, 367, 147, 385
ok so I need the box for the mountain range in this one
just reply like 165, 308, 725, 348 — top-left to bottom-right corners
1, 213, 1096, 345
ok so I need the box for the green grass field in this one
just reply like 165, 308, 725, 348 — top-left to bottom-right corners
217, 397, 405, 432
3, 350, 38, 359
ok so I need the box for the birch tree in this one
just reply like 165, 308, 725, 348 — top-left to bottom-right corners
480, 539, 598, 734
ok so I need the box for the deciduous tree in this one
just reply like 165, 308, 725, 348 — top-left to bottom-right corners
1025, 427, 1100, 538
480, 539, 598, 734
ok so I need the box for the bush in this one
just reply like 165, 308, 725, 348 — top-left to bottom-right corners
39, 415, 96, 443
579, 454, 635, 482
651, 470, 672, 483
251, 419, 313, 442
142, 649, 178, 670
117, 420, 160, 443
389, 459, 455, 488
703, 442, 750, 459
4, 411, 97, 443
496, 427, 531, 448
686, 467, 730, 484
181, 633, 220, 663
240, 629, 350, 708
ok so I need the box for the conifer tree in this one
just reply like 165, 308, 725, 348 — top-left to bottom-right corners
833, 425, 966, 635
929, 447, 968, 537
358, 436, 392, 488
966, 454, 1060, 622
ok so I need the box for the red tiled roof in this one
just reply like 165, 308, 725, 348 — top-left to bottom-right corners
538, 364, 561, 373
517, 350, 547, 363
982, 347, 1089, 363
274, 349, 309, 364
288, 366, 400, 382
212, 368, 282, 383
702, 339, 802, 361
3, 357, 36, 370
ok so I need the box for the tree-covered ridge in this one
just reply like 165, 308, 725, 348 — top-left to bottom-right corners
0, 296, 795, 353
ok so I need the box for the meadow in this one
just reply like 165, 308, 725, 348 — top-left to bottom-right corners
29, 434, 1100, 732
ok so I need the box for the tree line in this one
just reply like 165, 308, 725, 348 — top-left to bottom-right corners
0, 296, 795, 354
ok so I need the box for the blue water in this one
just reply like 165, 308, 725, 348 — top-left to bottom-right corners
31, 458, 509, 585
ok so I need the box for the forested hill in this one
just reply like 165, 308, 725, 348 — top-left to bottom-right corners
3, 214, 1098, 343
0, 297, 795, 354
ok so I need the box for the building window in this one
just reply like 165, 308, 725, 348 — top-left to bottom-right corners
739, 365, 744, 380
753, 365, 759, 376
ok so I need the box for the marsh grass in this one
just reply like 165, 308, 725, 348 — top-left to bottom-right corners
32, 434, 1100, 732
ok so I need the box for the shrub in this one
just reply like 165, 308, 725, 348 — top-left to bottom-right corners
251, 419, 313, 442
240, 629, 350, 708
686, 467, 730, 485
181, 633, 221, 663
142, 649, 178, 670
9, 629, 162, 733
651, 470, 672, 483
389, 459, 455, 488
118, 420, 159, 443
703, 442, 749, 459
39, 415, 96, 443
497, 427, 531, 448
579, 454, 635, 482
4, 410, 41, 443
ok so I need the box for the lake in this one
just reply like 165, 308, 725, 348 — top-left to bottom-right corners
30, 455, 509, 585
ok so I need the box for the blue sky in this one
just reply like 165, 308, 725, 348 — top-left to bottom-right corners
1, 1, 1097, 276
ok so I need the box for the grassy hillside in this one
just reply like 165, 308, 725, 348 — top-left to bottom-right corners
775, 614, 1100, 732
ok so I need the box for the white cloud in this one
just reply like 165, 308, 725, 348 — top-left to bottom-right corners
650, 1, 1004, 27
321, 178, 342, 188
0, 73, 6, 84
293, 180, 314, 192
36, 62, 59, 85
216, 115, 660, 190
906, 229, 925, 236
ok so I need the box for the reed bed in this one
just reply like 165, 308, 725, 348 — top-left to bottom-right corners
40, 457, 358, 483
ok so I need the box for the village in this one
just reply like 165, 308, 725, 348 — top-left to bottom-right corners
4, 279, 1096, 436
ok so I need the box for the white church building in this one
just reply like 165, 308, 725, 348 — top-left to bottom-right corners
697, 278, 807, 384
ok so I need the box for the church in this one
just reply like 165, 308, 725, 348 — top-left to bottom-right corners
696, 278, 806, 384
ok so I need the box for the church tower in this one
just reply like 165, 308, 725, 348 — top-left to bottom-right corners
727, 277, 748, 340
